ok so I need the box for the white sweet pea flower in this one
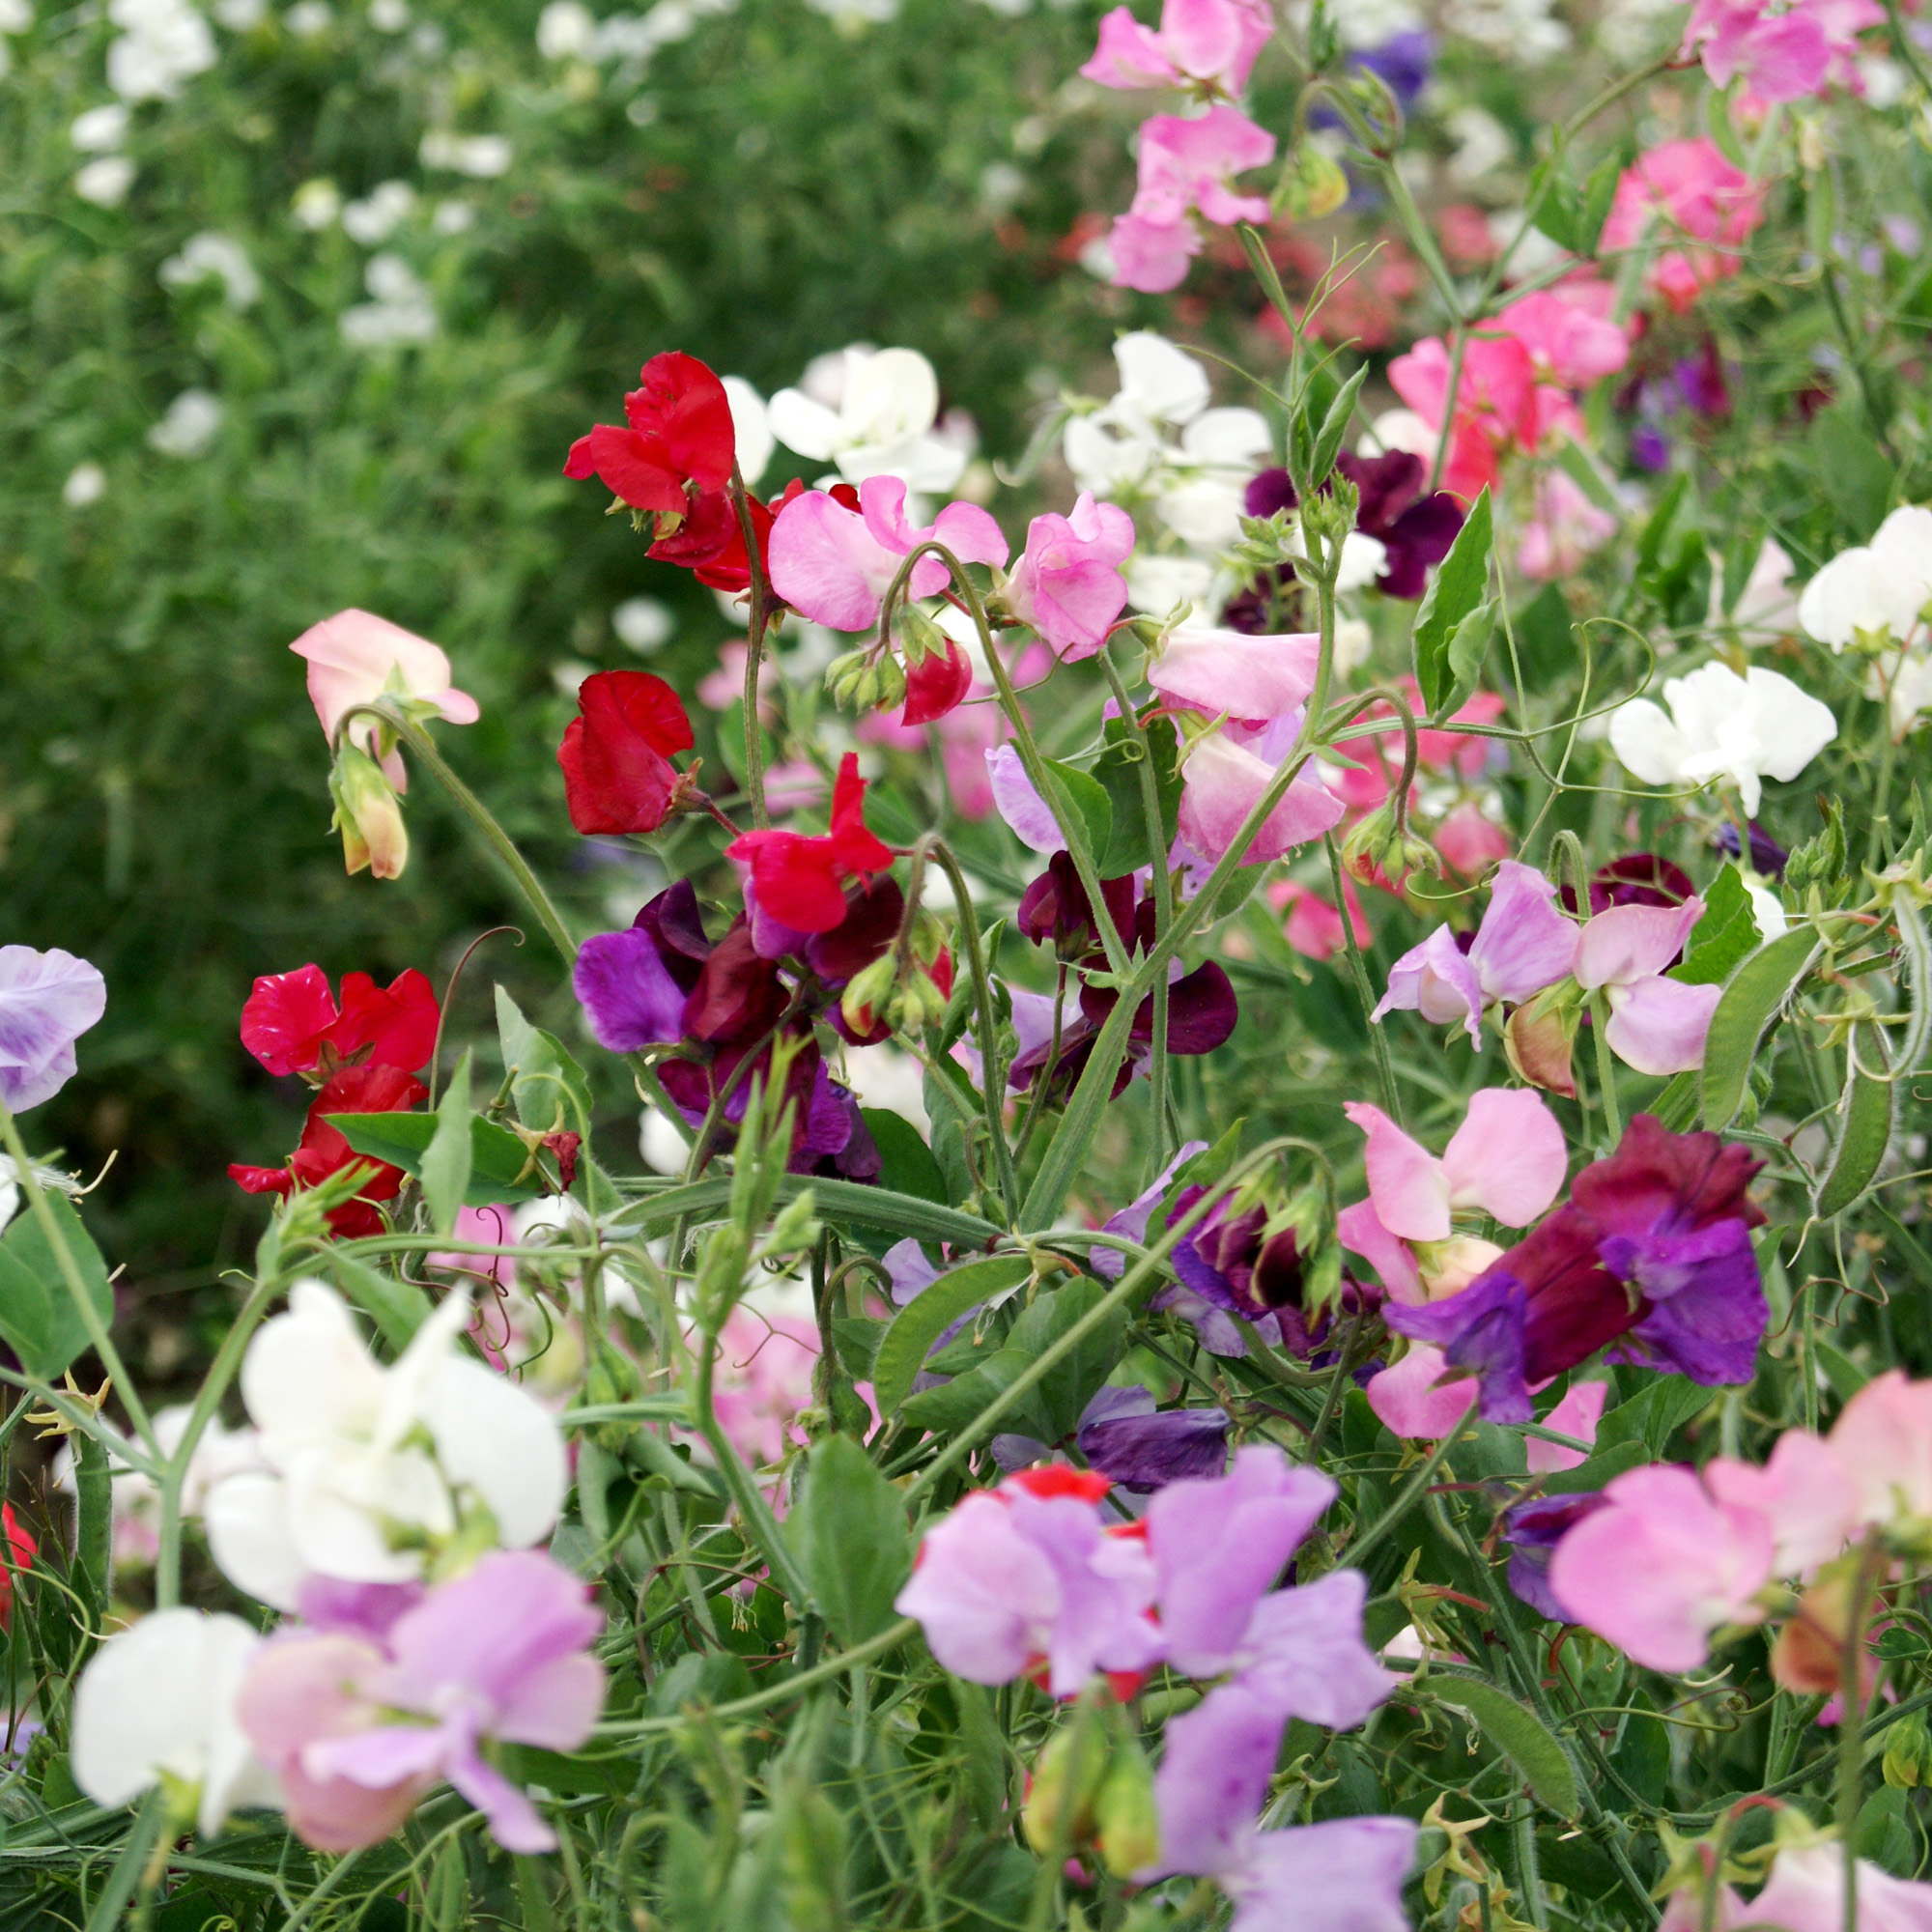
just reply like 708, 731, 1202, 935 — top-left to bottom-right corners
768, 346, 963, 493
1797, 505, 1932, 650
105, 0, 216, 101
1608, 662, 1837, 816
54, 1405, 261, 1569
722, 374, 773, 487
74, 156, 137, 207
147, 388, 223, 458
201, 1280, 566, 1609
72, 1610, 280, 1837
1891, 650, 1932, 736
71, 104, 131, 153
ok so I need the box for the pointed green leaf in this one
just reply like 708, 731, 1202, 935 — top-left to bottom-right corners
1435, 1675, 1578, 1816
1038, 759, 1113, 876
1411, 487, 1492, 716
495, 984, 593, 1133
0, 1195, 114, 1382
327, 1110, 547, 1204
1671, 865, 1757, 986
871, 1254, 1033, 1416
788, 1435, 913, 1643
1309, 361, 1369, 488
422, 1053, 474, 1237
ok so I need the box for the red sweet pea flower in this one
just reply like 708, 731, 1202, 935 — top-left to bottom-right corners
229, 1062, 427, 1237
240, 966, 440, 1078
557, 670, 696, 835
727, 753, 896, 932
902, 636, 974, 726
0, 1504, 36, 1630
562, 352, 736, 513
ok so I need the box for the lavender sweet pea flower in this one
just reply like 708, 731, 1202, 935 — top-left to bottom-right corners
572, 886, 697, 1055
1573, 897, 1723, 1076
1233, 1569, 1396, 1729
0, 948, 107, 1113
1219, 1817, 1419, 1932
1374, 861, 1577, 1040
985, 746, 1063, 853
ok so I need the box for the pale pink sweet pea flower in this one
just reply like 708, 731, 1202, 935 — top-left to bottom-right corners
289, 610, 480, 786
1006, 493, 1137, 658
1268, 875, 1370, 961
1080, 0, 1276, 95
1107, 213, 1205, 295
1747, 1841, 1932, 1932
1366, 1341, 1481, 1437
1374, 860, 1578, 1041
1148, 627, 1319, 724
1435, 802, 1513, 881
766, 477, 1009, 634
1829, 1369, 1932, 1529
1517, 471, 1620, 582
1683, 0, 1881, 101
1130, 107, 1276, 229
1704, 1430, 1857, 1578
1600, 138, 1767, 313
701, 1308, 822, 1468
1176, 714, 1346, 866
1572, 896, 1722, 1076
1524, 1379, 1608, 1474
1546, 1463, 1775, 1671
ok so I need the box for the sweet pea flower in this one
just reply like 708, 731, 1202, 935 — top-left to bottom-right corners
1366, 1341, 1484, 1438
766, 476, 1009, 634
1107, 107, 1276, 294
1176, 714, 1348, 866
1387, 329, 1544, 503
72, 1609, 281, 1839
1517, 471, 1620, 581
1081, 0, 1275, 94
1004, 494, 1136, 657
1745, 1842, 1932, 1932
557, 669, 696, 836
1683, 0, 1881, 101
894, 1468, 1163, 1696
1705, 1429, 1858, 1578
239, 965, 438, 1079
1494, 286, 1633, 387
1797, 504, 1932, 649
1148, 626, 1319, 722
289, 610, 480, 782
1525, 1378, 1609, 1474
1600, 138, 1767, 313
561, 351, 736, 514
727, 753, 897, 932
1546, 1463, 1776, 1670
767, 345, 966, 494
1270, 875, 1371, 961
1374, 860, 1578, 1042
202, 1281, 567, 1610
1829, 1369, 1932, 1530
1573, 896, 1723, 1076
1609, 661, 1837, 816
0, 946, 107, 1113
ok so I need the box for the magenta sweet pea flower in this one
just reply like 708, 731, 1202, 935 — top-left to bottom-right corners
766, 477, 1008, 634
1682, 0, 1881, 102
1374, 861, 1579, 1041
1176, 714, 1346, 866
0, 947, 107, 1114
1105, 107, 1277, 294
1147, 627, 1320, 724
1493, 288, 1632, 388
1573, 896, 1723, 1076
1005, 493, 1137, 657
1080, 0, 1275, 95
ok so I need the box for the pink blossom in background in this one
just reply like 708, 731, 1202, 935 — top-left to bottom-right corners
1704, 1430, 1857, 1577
1176, 716, 1347, 865
1745, 1842, 1932, 1932
696, 640, 780, 722
703, 1308, 822, 1466
1601, 138, 1767, 313
1081, 0, 1276, 95
1366, 1342, 1480, 1437
289, 610, 480, 786
1524, 1379, 1607, 1473
1005, 494, 1137, 656
1546, 1463, 1774, 1671
1434, 802, 1513, 879
1517, 471, 1620, 582
1107, 213, 1205, 295
1148, 628, 1320, 724
767, 477, 1008, 633
1828, 1368, 1932, 1528
1106, 107, 1276, 294
1682, 0, 1881, 102
1573, 895, 1722, 1075
1494, 286, 1633, 388
1388, 331, 1541, 502
1268, 875, 1370, 960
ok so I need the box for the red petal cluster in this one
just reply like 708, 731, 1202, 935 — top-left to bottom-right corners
230, 1063, 427, 1238
557, 670, 696, 835
0, 1504, 37, 1632
726, 753, 896, 932
562, 352, 736, 512
902, 636, 974, 726
240, 966, 440, 1077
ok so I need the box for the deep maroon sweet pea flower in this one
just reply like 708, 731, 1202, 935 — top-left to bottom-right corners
1502, 1491, 1610, 1620
1017, 853, 1136, 960
1559, 853, 1695, 916
1169, 1188, 1305, 1326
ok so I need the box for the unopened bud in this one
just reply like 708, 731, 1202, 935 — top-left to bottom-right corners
1888, 1714, 1932, 1790
1093, 1743, 1160, 1878
840, 955, 896, 1036
328, 744, 409, 880
825, 649, 871, 709
895, 604, 948, 668
1340, 800, 1436, 889
1505, 982, 1581, 1098
1275, 140, 1350, 220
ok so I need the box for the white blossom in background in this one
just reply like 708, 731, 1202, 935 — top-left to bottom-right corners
106, 0, 217, 100
1445, 107, 1513, 185
71, 104, 131, 153
1890, 652, 1932, 736
340, 180, 414, 244
769, 345, 966, 493
369, 0, 409, 28
1444, 0, 1570, 55
72, 1610, 281, 1837
803, 0, 899, 24
54, 1406, 260, 1568
339, 253, 438, 347
0, 0, 27, 82
1597, 0, 1685, 59
63, 463, 107, 509
1282, 0, 1423, 46
148, 388, 224, 457
1798, 505, 1932, 649
284, 0, 332, 35
841, 1043, 931, 1135
536, 0, 595, 55
1715, 536, 1798, 638
1125, 552, 1217, 620
723, 376, 774, 488
419, 130, 513, 178
200, 1281, 567, 1609
291, 177, 341, 229
1609, 662, 1838, 815
159, 232, 262, 308
213, 0, 265, 24
612, 596, 674, 652
75, 156, 137, 206
433, 199, 475, 234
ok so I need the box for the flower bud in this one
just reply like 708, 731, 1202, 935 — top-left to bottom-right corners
895, 604, 949, 669
1341, 800, 1437, 889
1887, 1714, 1932, 1790
1022, 1719, 1111, 1861
1505, 981, 1581, 1097
1093, 1740, 1160, 1878
825, 649, 871, 709
1275, 140, 1350, 220
328, 744, 409, 880
840, 955, 897, 1037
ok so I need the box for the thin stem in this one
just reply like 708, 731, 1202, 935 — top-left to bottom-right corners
1838, 1538, 1889, 1932
1326, 831, 1401, 1120
1590, 991, 1624, 1149
1346, 1400, 1478, 1568
725, 459, 773, 829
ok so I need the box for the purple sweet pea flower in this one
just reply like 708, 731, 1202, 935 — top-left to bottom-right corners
292, 1550, 605, 1855
1715, 820, 1789, 879
1092, 1141, 1208, 1282
1385, 1270, 1535, 1424
1352, 29, 1433, 107
1630, 423, 1672, 471
1374, 861, 1577, 1040
985, 745, 1065, 853
573, 924, 688, 1052
1234, 1569, 1396, 1729
1076, 1385, 1230, 1491
1146, 1446, 1334, 1676
0, 947, 107, 1113
1017, 852, 1136, 960
1219, 1817, 1419, 1932
1503, 1491, 1611, 1620
295, 1577, 425, 1642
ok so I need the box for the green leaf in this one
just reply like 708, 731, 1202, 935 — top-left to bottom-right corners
870, 1254, 1033, 1416
422, 1052, 474, 1237
861, 1110, 948, 1207
495, 984, 593, 1134
901, 1343, 1041, 1436
1309, 361, 1369, 487
787, 1435, 913, 1643
1412, 487, 1492, 716
320, 1251, 433, 1352
1435, 599, 1495, 724
620, 1174, 1003, 1249
1093, 717, 1182, 876
1037, 759, 1113, 876
0, 1195, 115, 1382
1595, 1375, 1710, 1458
1529, 155, 1579, 251
1809, 407, 1892, 542
1009, 1279, 1127, 1441
1434, 1675, 1578, 1816
1671, 866, 1758, 986
327, 1108, 548, 1205
1699, 928, 1822, 1128
1576, 151, 1621, 255
1815, 1023, 1896, 1219
1538, 1436, 1649, 1498
832, 1316, 886, 1381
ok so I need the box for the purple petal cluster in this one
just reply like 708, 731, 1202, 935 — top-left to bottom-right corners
0, 947, 107, 1114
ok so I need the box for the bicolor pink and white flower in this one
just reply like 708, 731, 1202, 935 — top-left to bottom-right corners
288, 610, 480, 784
1572, 896, 1723, 1077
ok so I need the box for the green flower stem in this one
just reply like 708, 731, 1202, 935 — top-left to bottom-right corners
1837, 1537, 1889, 1932
1344, 1400, 1478, 1569
1325, 828, 1402, 1121
1591, 990, 1624, 1148
0, 1099, 158, 1458
726, 459, 775, 830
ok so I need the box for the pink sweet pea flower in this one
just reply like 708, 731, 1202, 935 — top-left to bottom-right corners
1366, 1341, 1482, 1437
1829, 1369, 1932, 1530
289, 610, 480, 786
1435, 802, 1513, 881
1704, 1430, 1857, 1578
1080, 0, 1276, 95
1747, 1842, 1932, 1932
1683, 0, 1880, 101
1573, 896, 1723, 1076
1107, 213, 1204, 294
1524, 1379, 1608, 1474
1517, 471, 1620, 582
1600, 138, 1767, 313
1374, 860, 1579, 1041
1104, 107, 1276, 294
1148, 628, 1320, 724
1268, 876, 1371, 961
766, 477, 1009, 634
1493, 287, 1632, 388
1546, 1463, 1775, 1671
1387, 331, 1541, 503
1005, 493, 1137, 658
1176, 716, 1346, 866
